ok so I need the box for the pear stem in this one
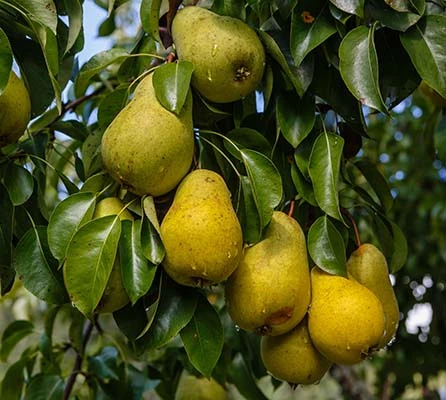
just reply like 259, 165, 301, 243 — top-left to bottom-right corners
287, 199, 295, 218
342, 208, 361, 248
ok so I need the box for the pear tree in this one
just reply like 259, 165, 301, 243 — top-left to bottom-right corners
1, 0, 446, 399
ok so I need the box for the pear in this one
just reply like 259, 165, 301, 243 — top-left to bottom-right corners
160, 169, 243, 287
347, 243, 399, 348
101, 72, 194, 197
171, 6, 265, 103
261, 317, 332, 385
308, 267, 385, 365
175, 370, 228, 400
0, 71, 31, 147
93, 197, 132, 314
225, 211, 310, 336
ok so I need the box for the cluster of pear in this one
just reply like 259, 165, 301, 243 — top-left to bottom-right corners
0, 71, 31, 147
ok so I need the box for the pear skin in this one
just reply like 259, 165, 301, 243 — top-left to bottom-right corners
160, 169, 243, 287
175, 370, 228, 400
261, 316, 332, 385
0, 71, 31, 147
225, 211, 311, 336
347, 243, 399, 348
93, 197, 132, 314
308, 267, 385, 365
172, 6, 265, 103
101, 73, 194, 197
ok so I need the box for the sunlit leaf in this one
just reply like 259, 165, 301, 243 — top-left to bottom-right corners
140, 0, 162, 42
329, 0, 364, 17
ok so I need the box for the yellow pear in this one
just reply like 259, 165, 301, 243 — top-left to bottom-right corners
261, 316, 332, 385
160, 169, 243, 287
171, 6, 265, 103
347, 243, 399, 348
93, 197, 132, 314
225, 211, 310, 336
101, 72, 194, 197
175, 370, 228, 400
308, 267, 385, 365
0, 71, 31, 147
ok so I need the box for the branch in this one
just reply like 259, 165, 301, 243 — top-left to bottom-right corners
330, 365, 373, 400
63, 318, 95, 400
62, 86, 106, 115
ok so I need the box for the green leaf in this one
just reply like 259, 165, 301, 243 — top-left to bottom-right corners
97, 85, 129, 131
74, 48, 129, 97
88, 346, 119, 381
389, 221, 408, 273
120, 220, 156, 304
329, 0, 364, 17
140, 196, 165, 265
0, 358, 25, 400
238, 176, 262, 244
308, 216, 347, 276
225, 128, 272, 158
24, 374, 64, 400
64, 216, 122, 318
180, 296, 224, 377
47, 192, 96, 263
113, 298, 151, 340
62, 0, 83, 55
152, 61, 194, 114
400, 15, 446, 98
140, 0, 162, 42
135, 276, 198, 351
308, 132, 344, 222
290, 0, 337, 67
2, 163, 34, 206
339, 23, 388, 114
0, 321, 34, 362
276, 91, 315, 148
291, 162, 317, 205
14, 226, 68, 304
10, 0, 58, 34
365, 1, 421, 32
0, 28, 13, 94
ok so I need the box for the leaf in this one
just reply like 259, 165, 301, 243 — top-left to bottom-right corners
308, 132, 344, 222
2, 163, 34, 206
329, 0, 364, 17
64, 216, 122, 318
400, 15, 446, 98
0, 28, 13, 94
120, 220, 156, 304
14, 226, 68, 304
47, 192, 96, 263
135, 276, 198, 351
339, 23, 388, 114
180, 296, 224, 377
97, 84, 129, 131
308, 216, 347, 276
62, 0, 83, 55
276, 91, 315, 148
389, 221, 408, 273
240, 149, 283, 230
152, 61, 194, 114
10, 0, 58, 34
24, 374, 64, 400
140, 196, 165, 264
113, 298, 151, 340
74, 48, 129, 97
365, 1, 421, 32
140, 0, 162, 42
238, 176, 262, 244
0, 321, 34, 362
225, 128, 273, 158
0, 358, 26, 400
88, 347, 119, 381
290, 0, 337, 67
290, 162, 317, 206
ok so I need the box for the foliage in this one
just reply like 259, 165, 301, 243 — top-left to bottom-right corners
1, 0, 446, 398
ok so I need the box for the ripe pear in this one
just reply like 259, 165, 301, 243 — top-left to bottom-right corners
171, 6, 265, 103
101, 72, 194, 197
93, 197, 132, 314
308, 267, 385, 365
347, 243, 399, 348
160, 169, 243, 287
175, 370, 228, 400
261, 317, 332, 385
0, 71, 31, 147
225, 211, 311, 336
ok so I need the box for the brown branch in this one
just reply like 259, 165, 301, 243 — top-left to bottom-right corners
62, 86, 106, 115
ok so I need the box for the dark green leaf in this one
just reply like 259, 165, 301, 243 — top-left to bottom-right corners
291, 162, 317, 205
113, 298, 150, 340
62, 0, 83, 55
140, 0, 162, 42
97, 85, 129, 131
308, 215, 347, 276
365, 1, 421, 32
238, 176, 262, 244
140, 196, 165, 265
24, 374, 64, 400
308, 132, 344, 222
180, 296, 224, 377
0, 358, 25, 400
329, 0, 364, 17
225, 128, 272, 158
64, 215, 122, 318
389, 221, 408, 273
3, 163, 34, 206
0, 28, 13, 94
88, 346, 120, 381
14, 226, 68, 304
0, 320, 34, 362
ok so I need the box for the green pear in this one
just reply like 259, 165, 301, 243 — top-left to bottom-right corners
261, 317, 332, 385
225, 211, 310, 336
347, 243, 399, 348
101, 72, 194, 197
308, 267, 385, 365
172, 6, 265, 103
93, 197, 132, 314
160, 169, 243, 287
175, 370, 228, 400
0, 71, 31, 147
